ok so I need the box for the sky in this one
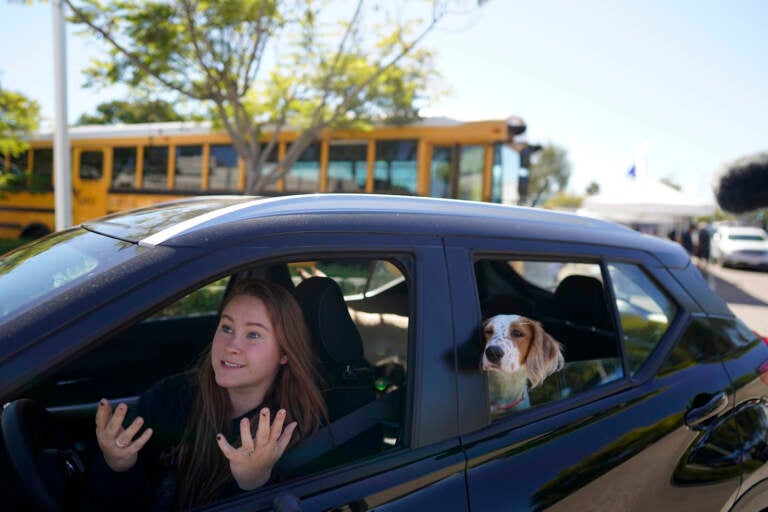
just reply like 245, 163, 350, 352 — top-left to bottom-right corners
0, 0, 766, 201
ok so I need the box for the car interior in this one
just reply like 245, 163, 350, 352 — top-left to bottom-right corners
474, 259, 625, 415
1, 257, 410, 510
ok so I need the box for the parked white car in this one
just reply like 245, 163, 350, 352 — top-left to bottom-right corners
711, 225, 768, 268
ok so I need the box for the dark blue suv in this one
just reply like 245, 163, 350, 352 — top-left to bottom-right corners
2, 194, 767, 511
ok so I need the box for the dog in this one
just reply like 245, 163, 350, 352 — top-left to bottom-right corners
482, 314, 564, 413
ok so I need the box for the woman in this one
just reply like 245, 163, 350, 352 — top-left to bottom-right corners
88, 278, 327, 511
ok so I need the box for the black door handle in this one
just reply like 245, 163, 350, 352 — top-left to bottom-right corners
685, 391, 729, 430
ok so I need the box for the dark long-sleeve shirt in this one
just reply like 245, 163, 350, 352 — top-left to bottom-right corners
87, 372, 263, 511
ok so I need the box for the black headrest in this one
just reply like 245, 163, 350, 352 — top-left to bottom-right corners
292, 277, 366, 377
553, 275, 609, 328
482, 295, 535, 319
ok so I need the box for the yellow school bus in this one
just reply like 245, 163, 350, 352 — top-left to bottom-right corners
0, 116, 530, 238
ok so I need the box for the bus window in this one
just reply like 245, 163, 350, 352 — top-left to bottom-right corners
208, 145, 239, 191
142, 146, 170, 190
458, 145, 483, 201
430, 146, 453, 198
32, 149, 53, 189
327, 142, 366, 192
492, 143, 521, 205
374, 140, 417, 195
491, 144, 503, 203
284, 142, 320, 193
174, 145, 203, 191
1, 151, 29, 191
80, 151, 104, 180
9, 151, 29, 174
112, 148, 137, 189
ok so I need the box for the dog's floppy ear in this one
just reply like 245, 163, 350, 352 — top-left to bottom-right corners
525, 320, 565, 388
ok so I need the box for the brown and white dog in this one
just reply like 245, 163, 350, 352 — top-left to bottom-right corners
482, 314, 564, 412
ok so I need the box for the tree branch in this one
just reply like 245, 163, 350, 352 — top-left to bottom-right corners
64, 0, 207, 100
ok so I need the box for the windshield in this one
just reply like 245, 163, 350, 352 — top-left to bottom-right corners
728, 233, 767, 241
0, 228, 142, 321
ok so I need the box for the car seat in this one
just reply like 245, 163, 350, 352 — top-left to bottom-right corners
288, 276, 390, 473
548, 275, 618, 361
292, 276, 375, 420
553, 275, 611, 330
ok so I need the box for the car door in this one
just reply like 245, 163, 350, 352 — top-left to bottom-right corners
2, 231, 469, 512
445, 235, 740, 511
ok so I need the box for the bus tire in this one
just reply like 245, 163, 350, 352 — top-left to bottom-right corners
20, 223, 52, 240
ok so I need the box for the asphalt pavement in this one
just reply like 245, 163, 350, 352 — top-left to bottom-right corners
699, 261, 768, 336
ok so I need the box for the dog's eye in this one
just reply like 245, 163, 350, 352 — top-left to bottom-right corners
511, 329, 524, 337
483, 326, 494, 337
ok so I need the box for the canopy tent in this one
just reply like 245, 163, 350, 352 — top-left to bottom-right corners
579, 177, 715, 224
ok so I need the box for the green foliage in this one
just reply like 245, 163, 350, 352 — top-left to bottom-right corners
544, 191, 583, 209
585, 181, 600, 195
66, 0, 472, 191
529, 144, 572, 196
76, 99, 195, 125
0, 87, 40, 158
154, 279, 228, 318
0, 238, 32, 255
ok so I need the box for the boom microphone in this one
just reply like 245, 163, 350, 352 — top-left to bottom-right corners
714, 151, 768, 214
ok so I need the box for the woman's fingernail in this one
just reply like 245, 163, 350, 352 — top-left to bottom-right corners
216, 434, 222, 440
261, 408, 268, 416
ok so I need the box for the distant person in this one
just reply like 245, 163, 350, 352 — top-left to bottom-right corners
697, 223, 711, 268
681, 224, 695, 255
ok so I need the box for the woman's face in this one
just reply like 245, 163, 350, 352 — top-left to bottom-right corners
211, 294, 288, 400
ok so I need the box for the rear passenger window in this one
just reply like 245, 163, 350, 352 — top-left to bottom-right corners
475, 259, 623, 420
607, 263, 677, 375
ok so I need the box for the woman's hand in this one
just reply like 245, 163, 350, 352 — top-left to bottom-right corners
216, 408, 297, 490
94, 399, 153, 472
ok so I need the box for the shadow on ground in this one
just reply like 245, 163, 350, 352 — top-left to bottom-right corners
701, 268, 768, 306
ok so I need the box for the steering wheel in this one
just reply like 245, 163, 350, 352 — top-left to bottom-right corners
2, 399, 85, 512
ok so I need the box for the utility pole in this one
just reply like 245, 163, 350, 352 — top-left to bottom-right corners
53, 0, 72, 230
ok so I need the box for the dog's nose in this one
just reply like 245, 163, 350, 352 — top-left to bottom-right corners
485, 345, 504, 364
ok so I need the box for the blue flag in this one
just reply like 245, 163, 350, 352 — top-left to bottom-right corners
627, 164, 636, 178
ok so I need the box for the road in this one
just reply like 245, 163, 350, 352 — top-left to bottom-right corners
701, 262, 768, 335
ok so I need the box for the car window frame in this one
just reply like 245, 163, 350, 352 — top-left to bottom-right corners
3, 230, 463, 511
444, 234, 695, 439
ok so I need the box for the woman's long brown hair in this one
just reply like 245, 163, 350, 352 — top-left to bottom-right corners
173, 278, 327, 510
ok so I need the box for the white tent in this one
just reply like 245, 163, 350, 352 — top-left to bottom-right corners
579, 177, 715, 224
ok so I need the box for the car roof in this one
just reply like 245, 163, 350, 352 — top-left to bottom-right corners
718, 226, 767, 234
83, 194, 688, 266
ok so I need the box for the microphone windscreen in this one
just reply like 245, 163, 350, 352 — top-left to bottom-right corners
715, 152, 768, 213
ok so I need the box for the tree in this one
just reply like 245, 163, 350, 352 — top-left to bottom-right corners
585, 181, 600, 196
76, 99, 193, 125
0, 86, 40, 159
0, 86, 40, 194
66, 0, 479, 192
544, 191, 583, 209
528, 144, 571, 198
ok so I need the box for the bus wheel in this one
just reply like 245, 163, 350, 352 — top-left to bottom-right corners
20, 223, 51, 240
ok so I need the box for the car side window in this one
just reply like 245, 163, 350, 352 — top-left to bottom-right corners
607, 262, 677, 375
236, 257, 410, 470
150, 277, 228, 318
286, 259, 408, 433
475, 259, 624, 420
